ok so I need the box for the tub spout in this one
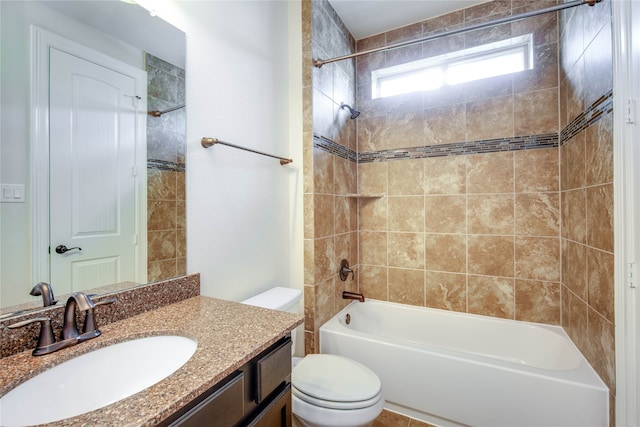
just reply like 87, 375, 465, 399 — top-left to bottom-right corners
342, 291, 365, 302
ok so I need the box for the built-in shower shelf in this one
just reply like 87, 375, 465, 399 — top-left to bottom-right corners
345, 193, 385, 198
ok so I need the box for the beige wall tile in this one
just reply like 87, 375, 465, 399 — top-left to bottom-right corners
388, 232, 425, 269
387, 110, 425, 149
562, 239, 587, 300
425, 195, 466, 233
514, 148, 559, 192
587, 247, 614, 322
314, 236, 336, 283
468, 275, 514, 319
467, 194, 514, 235
586, 309, 615, 391
586, 184, 614, 253
358, 115, 388, 152
467, 152, 514, 194
514, 88, 559, 135
389, 268, 424, 306
359, 231, 387, 266
426, 234, 466, 273
425, 271, 467, 312
466, 96, 514, 141
585, 111, 613, 186
515, 279, 560, 324
359, 197, 388, 231
515, 237, 560, 281
314, 194, 334, 238
561, 132, 586, 191
389, 159, 424, 195
423, 103, 466, 146
358, 162, 388, 195
515, 193, 560, 236
424, 156, 467, 195
389, 196, 425, 232
313, 147, 334, 194
468, 235, 514, 277
148, 200, 177, 231
561, 188, 587, 243
359, 265, 388, 301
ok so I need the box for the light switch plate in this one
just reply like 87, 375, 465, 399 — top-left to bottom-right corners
0, 184, 26, 203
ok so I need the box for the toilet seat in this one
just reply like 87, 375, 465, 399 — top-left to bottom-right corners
292, 386, 383, 410
292, 354, 383, 410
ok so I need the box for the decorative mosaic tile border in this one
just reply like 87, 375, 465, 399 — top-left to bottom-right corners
314, 90, 613, 163
313, 135, 358, 162
358, 133, 559, 163
148, 159, 186, 172
560, 89, 613, 145
313, 133, 558, 164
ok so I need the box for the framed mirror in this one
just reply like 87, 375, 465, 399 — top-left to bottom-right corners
0, 0, 186, 316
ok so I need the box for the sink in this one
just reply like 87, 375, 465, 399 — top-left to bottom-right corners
0, 335, 197, 427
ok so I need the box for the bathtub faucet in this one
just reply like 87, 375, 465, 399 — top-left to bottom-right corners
342, 291, 365, 302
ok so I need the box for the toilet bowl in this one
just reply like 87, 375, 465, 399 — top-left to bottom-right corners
292, 354, 384, 427
242, 287, 384, 427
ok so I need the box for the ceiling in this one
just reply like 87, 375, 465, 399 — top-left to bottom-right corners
327, 0, 491, 40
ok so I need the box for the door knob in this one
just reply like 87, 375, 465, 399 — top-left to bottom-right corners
55, 245, 82, 254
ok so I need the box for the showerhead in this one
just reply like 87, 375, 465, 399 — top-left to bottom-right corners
340, 103, 361, 119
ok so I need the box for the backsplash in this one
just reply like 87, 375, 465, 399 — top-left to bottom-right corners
0, 274, 200, 359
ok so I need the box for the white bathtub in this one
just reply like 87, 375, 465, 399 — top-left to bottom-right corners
319, 300, 608, 427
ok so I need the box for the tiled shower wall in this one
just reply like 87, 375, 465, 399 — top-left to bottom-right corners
355, 1, 563, 323
304, 4, 615, 410
302, 0, 359, 353
558, 0, 615, 416
146, 54, 187, 283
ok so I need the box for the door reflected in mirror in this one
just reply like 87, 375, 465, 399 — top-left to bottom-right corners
0, 0, 186, 315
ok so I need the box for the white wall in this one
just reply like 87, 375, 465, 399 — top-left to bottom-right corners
169, 1, 304, 302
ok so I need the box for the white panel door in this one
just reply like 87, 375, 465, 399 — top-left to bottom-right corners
49, 47, 138, 294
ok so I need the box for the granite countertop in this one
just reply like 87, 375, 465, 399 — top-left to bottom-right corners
0, 296, 304, 426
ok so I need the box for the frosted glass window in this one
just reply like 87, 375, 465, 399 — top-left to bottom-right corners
372, 34, 533, 99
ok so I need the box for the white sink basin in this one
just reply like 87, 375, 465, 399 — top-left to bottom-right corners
0, 335, 197, 427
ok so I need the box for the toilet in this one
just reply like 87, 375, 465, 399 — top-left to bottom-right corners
242, 287, 384, 427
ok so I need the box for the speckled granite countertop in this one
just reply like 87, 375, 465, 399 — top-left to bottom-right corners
0, 296, 303, 426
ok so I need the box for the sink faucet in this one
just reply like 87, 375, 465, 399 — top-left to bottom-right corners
60, 292, 95, 341
30, 282, 58, 307
8, 293, 116, 356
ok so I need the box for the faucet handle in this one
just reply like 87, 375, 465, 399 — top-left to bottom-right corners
81, 297, 115, 338
8, 317, 56, 356
339, 259, 355, 281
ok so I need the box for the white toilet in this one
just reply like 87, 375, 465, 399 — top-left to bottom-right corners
242, 287, 384, 427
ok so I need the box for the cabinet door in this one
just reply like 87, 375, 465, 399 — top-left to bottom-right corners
170, 372, 244, 427
247, 384, 291, 427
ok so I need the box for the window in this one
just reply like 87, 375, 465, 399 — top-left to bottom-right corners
372, 34, 533, 99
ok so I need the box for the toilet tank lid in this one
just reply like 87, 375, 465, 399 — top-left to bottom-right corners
241, 287, 302, 311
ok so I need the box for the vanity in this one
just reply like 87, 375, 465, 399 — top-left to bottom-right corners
0, 294, 303, 426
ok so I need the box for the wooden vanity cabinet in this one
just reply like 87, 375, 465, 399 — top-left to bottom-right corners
161, 336, 292, 427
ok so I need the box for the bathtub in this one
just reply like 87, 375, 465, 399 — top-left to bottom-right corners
319, 300, 608, 427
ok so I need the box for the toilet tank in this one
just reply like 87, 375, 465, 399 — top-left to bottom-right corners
241, 287, 302, 314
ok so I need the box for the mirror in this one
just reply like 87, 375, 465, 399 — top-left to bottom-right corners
0, 0, 186, 316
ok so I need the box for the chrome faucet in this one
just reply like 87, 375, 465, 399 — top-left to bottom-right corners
30, 282, 58, 307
